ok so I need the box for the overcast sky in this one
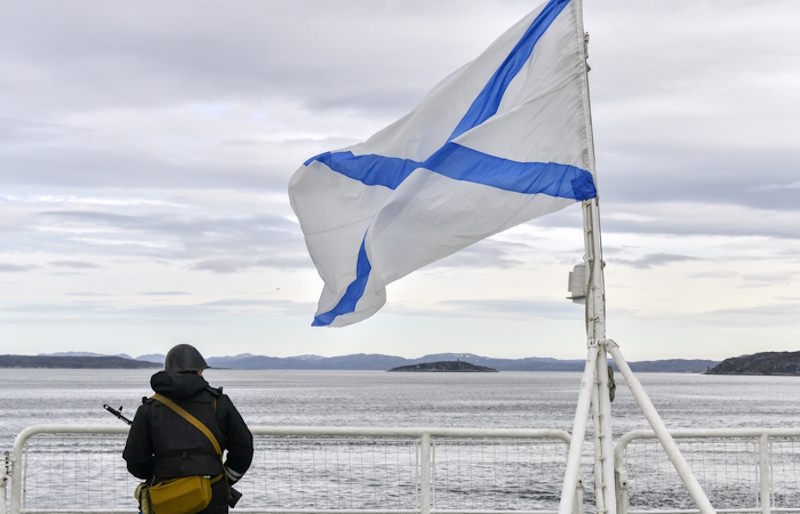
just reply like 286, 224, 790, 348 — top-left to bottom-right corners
1, 0, 798, 361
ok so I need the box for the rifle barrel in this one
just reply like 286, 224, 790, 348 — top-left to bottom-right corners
103, 404, 133, 425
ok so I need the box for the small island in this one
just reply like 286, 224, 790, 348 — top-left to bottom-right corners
388, 360, 498, 372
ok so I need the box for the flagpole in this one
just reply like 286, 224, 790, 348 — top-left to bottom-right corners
572, 0, 618, 511
582, 196, 616, 514
570, 4, 717, 513
583, 196, 616, 514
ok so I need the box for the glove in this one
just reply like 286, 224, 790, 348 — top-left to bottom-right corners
134, 482, 153, 514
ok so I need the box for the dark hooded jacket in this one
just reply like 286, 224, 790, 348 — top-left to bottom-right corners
123, 371, 253, 513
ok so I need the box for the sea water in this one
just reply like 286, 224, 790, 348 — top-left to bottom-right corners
2, 368, 800, 451
1, 369, 799, 510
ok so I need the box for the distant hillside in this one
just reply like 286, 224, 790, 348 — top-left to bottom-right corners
136, 353, 165, 364
623, 359, 719, 373
706, 351, 800, 376
3, 351, 718, 372
43, 351, 134, 359
207, 353, 411, 371
203, 352, 716, 372
233, 353, 714, 372
205, 352, 585, 371
0, 354, 161, 369
389, 360, 498, 372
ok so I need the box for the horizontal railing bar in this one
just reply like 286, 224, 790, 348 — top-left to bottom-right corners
11, 424, 572, 445
172, 509, 800, 514
7, 503, 573, 512
28, 510, 800, 514
19, 511, 138, 514
432, 511, 560, 514
628, 510, 791, 514
618, 428, 800, 447
614, 427, 800, 468
230, 511, 559, 514
250, 426, 572, 441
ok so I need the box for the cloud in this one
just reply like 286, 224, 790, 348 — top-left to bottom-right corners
198, 298, 287, 308
191, 259, 252, 274
613, 253, 699, 269
192, 254, 312, 273
0, 296, 311, 321
1, 0, 798, 359
34, 209, 306, 264
740, 271, 797, 287
0, 116, 91, 144
421, 298, 582, 320
49, 260, 101, 269
584, 1, 800, 216
0, 1, 503, 115
0, 145, 286, 191
686, 270, 738, 280
596, 145, 800, 212
692, 303, 800, 328
0, 263, 38, 272
539, 202, 800, 240
757, 180, 800, 192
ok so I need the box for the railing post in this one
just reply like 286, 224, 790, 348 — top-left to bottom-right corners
420, 433, 432, 514
1, 451, 8, 514
572, 471, 585, 514
10, 440, 21, 514
759, 433, 771, 514
614, 466, 628, 514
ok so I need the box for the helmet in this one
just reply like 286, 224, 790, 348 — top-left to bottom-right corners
164, 344, 209, 373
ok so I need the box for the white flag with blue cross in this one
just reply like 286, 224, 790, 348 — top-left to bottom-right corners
289, 0, 596, 327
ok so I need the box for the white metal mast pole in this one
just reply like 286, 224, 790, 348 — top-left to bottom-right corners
571, 4, 715, 513
583, 197, 616, 514
574, 0, 617, 511
559, 1, 617, 512
567, 3, 716, 514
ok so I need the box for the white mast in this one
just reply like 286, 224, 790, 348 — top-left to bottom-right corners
559, 1, 716, 513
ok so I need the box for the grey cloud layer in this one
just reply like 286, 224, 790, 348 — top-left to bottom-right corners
2, 0, 797, 213
32, 208, 308, 266
0, 1, 473, 114
0, 0, 798, 351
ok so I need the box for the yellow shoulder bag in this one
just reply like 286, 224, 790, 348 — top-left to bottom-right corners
136, 393, 225, 514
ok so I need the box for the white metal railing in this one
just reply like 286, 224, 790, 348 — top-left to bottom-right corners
7, 425, 799, 514
1, 425, 576, 514
614, 428, 800, 514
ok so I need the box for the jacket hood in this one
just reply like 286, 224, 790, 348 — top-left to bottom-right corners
150, 371, 209, 400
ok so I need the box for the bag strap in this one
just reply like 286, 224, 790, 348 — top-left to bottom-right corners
151, 393, 222, 456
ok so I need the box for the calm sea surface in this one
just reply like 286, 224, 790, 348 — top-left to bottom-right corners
2, 368, 799, 452
2, 369, 800, 511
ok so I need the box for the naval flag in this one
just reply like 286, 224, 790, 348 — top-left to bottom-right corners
289, 0, 596, 327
